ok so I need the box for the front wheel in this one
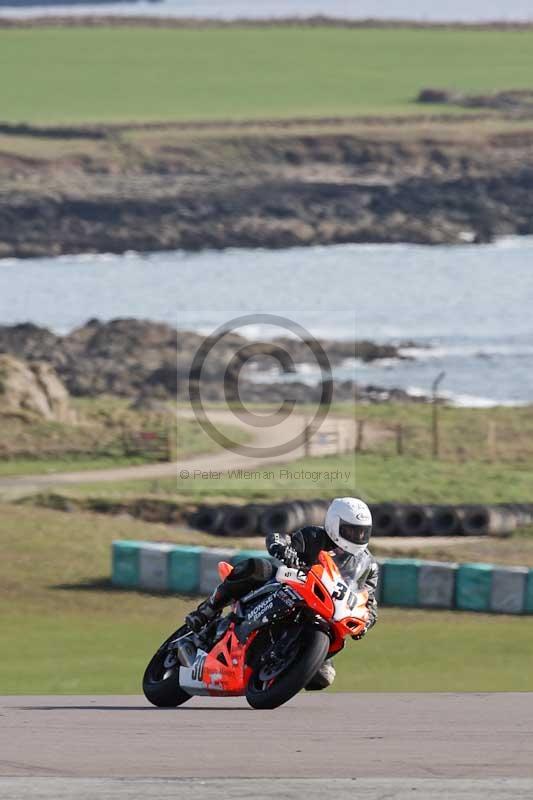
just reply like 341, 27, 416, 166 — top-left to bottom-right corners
246, 627, 329, 710
143, 625, 192, 708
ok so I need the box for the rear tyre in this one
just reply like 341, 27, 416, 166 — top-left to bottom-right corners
143, 625, 192, 708
246, 627, 329, 710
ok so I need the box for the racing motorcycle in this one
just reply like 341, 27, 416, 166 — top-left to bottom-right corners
143, 549, 370, 710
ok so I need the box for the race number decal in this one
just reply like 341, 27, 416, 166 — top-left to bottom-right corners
332, 581, 347, 601
191, 653, 207, 682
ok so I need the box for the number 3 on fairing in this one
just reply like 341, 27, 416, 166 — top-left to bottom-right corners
332, 581, 357, 610
332, 582, 347, 601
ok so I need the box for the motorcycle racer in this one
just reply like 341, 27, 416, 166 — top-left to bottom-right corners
185, 497, 379, 690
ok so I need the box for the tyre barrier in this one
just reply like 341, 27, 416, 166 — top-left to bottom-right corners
460, 506, 518, 537
370, 503, 398, 537
367, 503, 533, 537
431, 506, 462, 536
222, 505, 264, 538
396, 505, 434, 537
112, 540, 533, 615
190, 499, 328, 537
259, 502, 307, 535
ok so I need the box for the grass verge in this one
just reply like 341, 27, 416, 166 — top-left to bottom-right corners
38, 448, 533, 506
3, 608, 532, 694
2, 27, 533, 123
1, 503, 532, 693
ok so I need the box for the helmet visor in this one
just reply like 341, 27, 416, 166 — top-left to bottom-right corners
339, 521, 371, 546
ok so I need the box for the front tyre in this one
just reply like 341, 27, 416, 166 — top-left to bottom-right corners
143, 626, 192, 708
246, 627, 329, 710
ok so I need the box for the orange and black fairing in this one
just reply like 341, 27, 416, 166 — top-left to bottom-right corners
184, 552, 369, 694
282, 552, 369, 656
198, 623, 257, 696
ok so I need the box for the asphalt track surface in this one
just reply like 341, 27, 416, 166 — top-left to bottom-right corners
1, 694, 532, 799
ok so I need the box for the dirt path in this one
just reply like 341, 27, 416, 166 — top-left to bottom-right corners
0, 410, 359, 492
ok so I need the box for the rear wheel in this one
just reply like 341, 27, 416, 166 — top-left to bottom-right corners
143, 625, 192, 708
246, 626, 329, 710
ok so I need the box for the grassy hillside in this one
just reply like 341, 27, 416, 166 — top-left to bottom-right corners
1, 27, 533, 123
1, 503, 532, 693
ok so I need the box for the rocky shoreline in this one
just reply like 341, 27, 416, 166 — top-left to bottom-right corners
0, 319, 423, 405
1, 116, 533, 258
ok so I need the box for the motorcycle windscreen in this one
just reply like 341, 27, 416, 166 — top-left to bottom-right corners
331, 548, 372, 591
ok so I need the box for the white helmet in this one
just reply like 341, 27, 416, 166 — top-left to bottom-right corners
325, 497, 372, 556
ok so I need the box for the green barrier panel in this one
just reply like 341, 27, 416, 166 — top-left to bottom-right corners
168, 545, 203, 594
375, 559, 390, 605
524, 569, 533, 614
112, 540, 141, 588
231, 549, 271, 565
456, 563, 493, 612
382, 559, 420, 607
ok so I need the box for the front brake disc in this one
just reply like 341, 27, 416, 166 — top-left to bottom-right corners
258, 644, 299, 681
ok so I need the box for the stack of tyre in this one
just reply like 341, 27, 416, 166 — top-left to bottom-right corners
369, 502, 533, 537
189, 500, 533, 538
189, 499, 329, 537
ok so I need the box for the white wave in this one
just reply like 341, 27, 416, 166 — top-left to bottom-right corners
495, 235, 533, 249
445, 393, 528, 409
403, 386, 527, 409
400, 344, 533, 360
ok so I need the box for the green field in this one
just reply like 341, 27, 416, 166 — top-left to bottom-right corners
1, 503, 532, 693
1, 27, 533, 123
38, 450, 532, 506
4, 608, 532, 694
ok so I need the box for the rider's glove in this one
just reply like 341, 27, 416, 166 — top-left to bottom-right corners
268, 532, 298, 566
282, 546, 300, 568
269, 543, 300, 567
268, 542, 288, 562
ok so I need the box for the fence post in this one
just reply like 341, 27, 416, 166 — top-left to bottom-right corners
355, 419, 365, 453
396, 423, 404, 456
304, 419, 311, 458
432, 371, 446, 459
487, 421, 497, 461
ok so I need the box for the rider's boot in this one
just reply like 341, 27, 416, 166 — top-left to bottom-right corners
185, 582, 233, 632
185, 557, 275, 633
305, 659, 336, 691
